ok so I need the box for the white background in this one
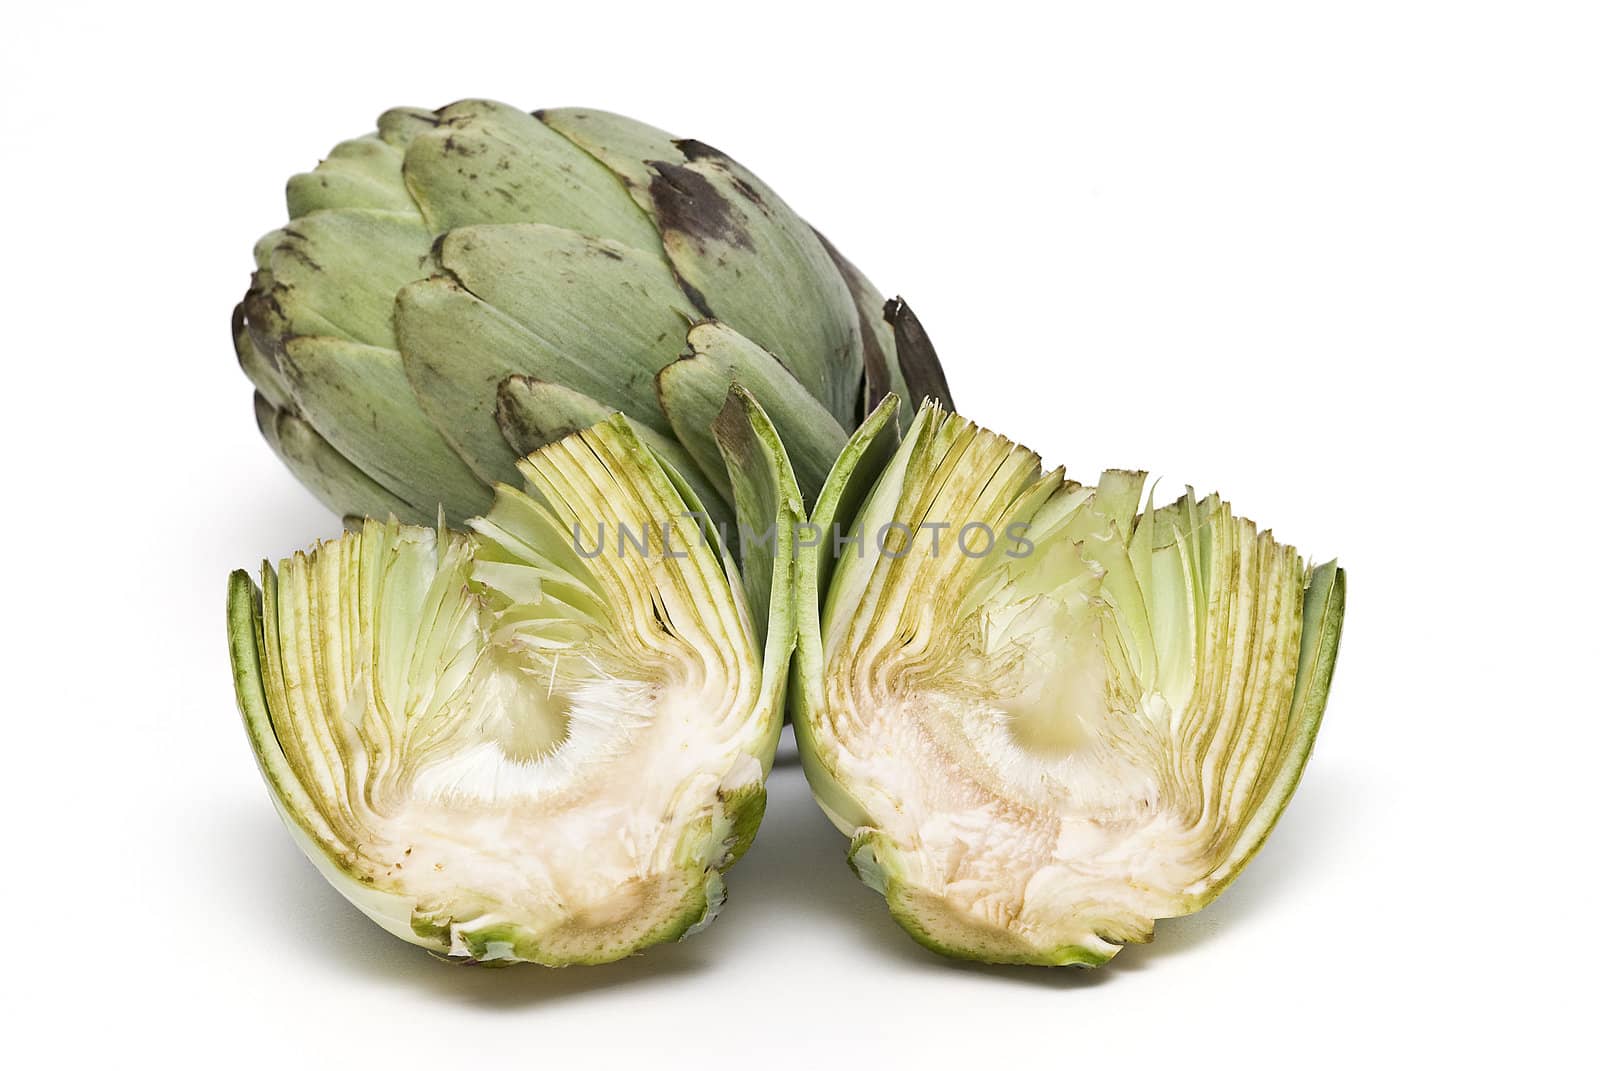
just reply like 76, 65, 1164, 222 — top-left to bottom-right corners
3, 1, 1595, 1065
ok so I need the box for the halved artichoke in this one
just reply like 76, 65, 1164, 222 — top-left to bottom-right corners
227, 390, 800, 964
793, 399, 1345, 966
235, 99, 951, 528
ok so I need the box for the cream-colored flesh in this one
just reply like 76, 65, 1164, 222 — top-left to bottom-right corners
356, 672, 763, 951
827, 683, 1208, 958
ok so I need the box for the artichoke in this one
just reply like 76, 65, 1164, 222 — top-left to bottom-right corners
791, 399, 1345, 966
234, 99, 951, 528
226, 389, 801, 964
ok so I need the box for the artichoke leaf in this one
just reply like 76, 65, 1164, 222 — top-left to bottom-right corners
394, 277, 547, 488
430, 223, 695, 417
395, 221, 696, 488
712, 384, 803, 664
799, 393, 903, 624
885, 298, 955, 413
376, 106, 439, 149
286, 134, 417, 217
399, 99, 660, 251
276, 335, 491, 522
539, 108, 864, 424
493, 375, 614, 454
260, 209, 433, 349
536, 107, 680, 201
657, 321, 848, 506
790, 393, 903, 835
233, 302, 293, 413
1204, 561, 1343, 895
253, 395, 424, 525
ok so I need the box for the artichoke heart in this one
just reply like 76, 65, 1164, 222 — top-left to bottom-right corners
227, 391, 801, 964
793, 399, 1345, 966
236, 100, 952, 527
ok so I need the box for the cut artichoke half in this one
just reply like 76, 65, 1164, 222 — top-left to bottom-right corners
793, 399, 1345, 966
227, 389, 802, 965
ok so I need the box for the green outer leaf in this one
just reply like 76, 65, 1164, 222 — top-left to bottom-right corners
651, 144, 864, 426
227, 567, 434, 951
253, 395, 423, 524
536, 107, 678, 202
232, 301, 292, 412
711, 388, 803, 766
376, 106, 438, 148
227, 570, 342, 862
657, 321, 848, 506
493, 375, 614, 453
277, 336, 491, 522
395, 223, 697, 485
815, 400, 943, 647
434, 223, 693, 431
1199, 561, 1346, 903
263, 209, 433, 349
537, 108, 864, 424
286, 135, 415, 217
716, 781, 769, 868
790, 394, 903, 834
398, 99, 660, 250
713, 385, 802, 656
394, 277, 549, 487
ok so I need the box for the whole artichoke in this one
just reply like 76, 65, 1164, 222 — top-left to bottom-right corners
235, 100, 952, 526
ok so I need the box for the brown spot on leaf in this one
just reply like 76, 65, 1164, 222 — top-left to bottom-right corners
674, 139, 727, 166
647, 160, 754, 252
443, 133, 484, 157
674, 139, 769, 214
727, 174, 765, 211
240, 271, 292, 362
674, 273, 714, 318
494, 375, 584, 456
427, 231, 452, 265
278, 242, 322, 273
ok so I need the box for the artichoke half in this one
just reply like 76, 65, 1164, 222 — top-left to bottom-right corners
227, 389, 801, 964
792, 399, 1345, 966
235, 99, 952, 528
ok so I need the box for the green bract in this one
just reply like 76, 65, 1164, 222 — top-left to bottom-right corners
227, 390, 801, 965
235, 99, 951, 527
793, 399, 1345, 966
